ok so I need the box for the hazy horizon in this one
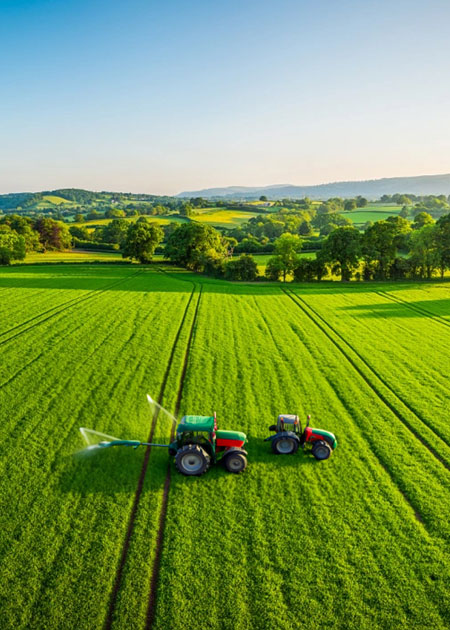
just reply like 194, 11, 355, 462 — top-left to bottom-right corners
1, 0, 450, 195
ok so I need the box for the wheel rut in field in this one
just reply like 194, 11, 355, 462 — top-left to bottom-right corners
376, 290, 450, 330
282, 288, 450, 473
145, 285, 203, 629
0, 270, 144, 347
103, 285, 202, 630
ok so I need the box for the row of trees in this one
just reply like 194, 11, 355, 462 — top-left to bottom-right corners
0, 216, 73, 264
0, 214, 166, 265
263, 214, 450, 282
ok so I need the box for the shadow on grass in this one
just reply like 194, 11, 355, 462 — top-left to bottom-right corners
338, 298, 450, 319
59, 437, 317, 495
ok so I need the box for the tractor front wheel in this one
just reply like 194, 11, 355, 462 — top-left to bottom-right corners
224, 451, 247, 473
272, 436, 299, 455
175, 444, 211, 476
312, 440, 332, 460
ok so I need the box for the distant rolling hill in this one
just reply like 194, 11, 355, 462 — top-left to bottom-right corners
177, 173, 450, 200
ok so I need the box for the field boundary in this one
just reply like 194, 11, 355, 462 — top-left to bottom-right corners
104, 285, 201, 630
0, 269, 144, 347
283, 288, 450, 471
145, 286, 203, 629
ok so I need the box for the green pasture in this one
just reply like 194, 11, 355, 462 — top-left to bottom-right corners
194, 209, 260, 227
343, 204, 402, 225
0, 266, 449, 629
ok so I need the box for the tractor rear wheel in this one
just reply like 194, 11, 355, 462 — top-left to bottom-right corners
272, 436, 299, 455
312, 440, 332, 460
175, 444, 211, 476
224, 451, 247, 473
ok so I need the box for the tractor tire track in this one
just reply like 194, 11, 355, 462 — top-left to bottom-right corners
104, 285, 200, 630
0, 270, 144, 348
376, 290, 450, 330
144, 286, 203, 630
283, 289, 450, 472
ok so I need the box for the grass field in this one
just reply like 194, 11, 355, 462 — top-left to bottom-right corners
23, 250, 127, 264
1, 266, 449, 630
342, 204, 402, 225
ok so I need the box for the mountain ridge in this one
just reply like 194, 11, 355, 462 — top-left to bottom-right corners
176, 173, 450, 200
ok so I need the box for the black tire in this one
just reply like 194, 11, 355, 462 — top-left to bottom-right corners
312, 440, 332, 460
175, 444, 211, 476
268, 424, 278, 432
223, 451, 247, 473
272, 435, 299, 455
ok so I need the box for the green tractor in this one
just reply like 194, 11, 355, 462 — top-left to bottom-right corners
169, 414, 248, 476
265, 414, 337, 460
81, 411, 248, 477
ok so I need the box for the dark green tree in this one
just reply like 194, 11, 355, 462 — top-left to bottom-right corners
0, 214, 40, 251
69, 225, 91, 241
272, 232, 303, 282
321, 226, 361, 281
102, 218, 129, 246
344, 199, 357, 211
224, 254, 258, 281
412, 212, 434, 230
165, 223, 226, 271
363, 217, 411, 279
356, 196, 368, 208
408, 225, 439, 278
0, 226, 26, 264
34, 218, 72, 251
122, 222, 163, 263
265, 256, 284, 281
434, 214, 450, 278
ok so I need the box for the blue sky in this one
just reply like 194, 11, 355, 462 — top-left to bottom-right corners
1, 0, 450, 194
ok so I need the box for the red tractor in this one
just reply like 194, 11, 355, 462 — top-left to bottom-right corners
265, 414, 337, 460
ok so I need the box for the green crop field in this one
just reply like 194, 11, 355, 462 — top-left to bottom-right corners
194, 209, 260, 227
72, 215, 190, 230
1, 265, 449, 630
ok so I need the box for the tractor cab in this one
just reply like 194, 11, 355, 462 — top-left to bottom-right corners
175, 415, 216, 456
273, 414, 302, 436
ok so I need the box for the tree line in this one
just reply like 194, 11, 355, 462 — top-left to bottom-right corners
3, 205, 450, 284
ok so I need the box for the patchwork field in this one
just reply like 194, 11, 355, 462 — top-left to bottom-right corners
1, 265, 449, 630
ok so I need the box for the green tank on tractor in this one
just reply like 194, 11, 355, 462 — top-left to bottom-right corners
169, 414, 248, 476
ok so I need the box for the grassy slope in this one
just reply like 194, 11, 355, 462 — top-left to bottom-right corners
42, 195, 72, 205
